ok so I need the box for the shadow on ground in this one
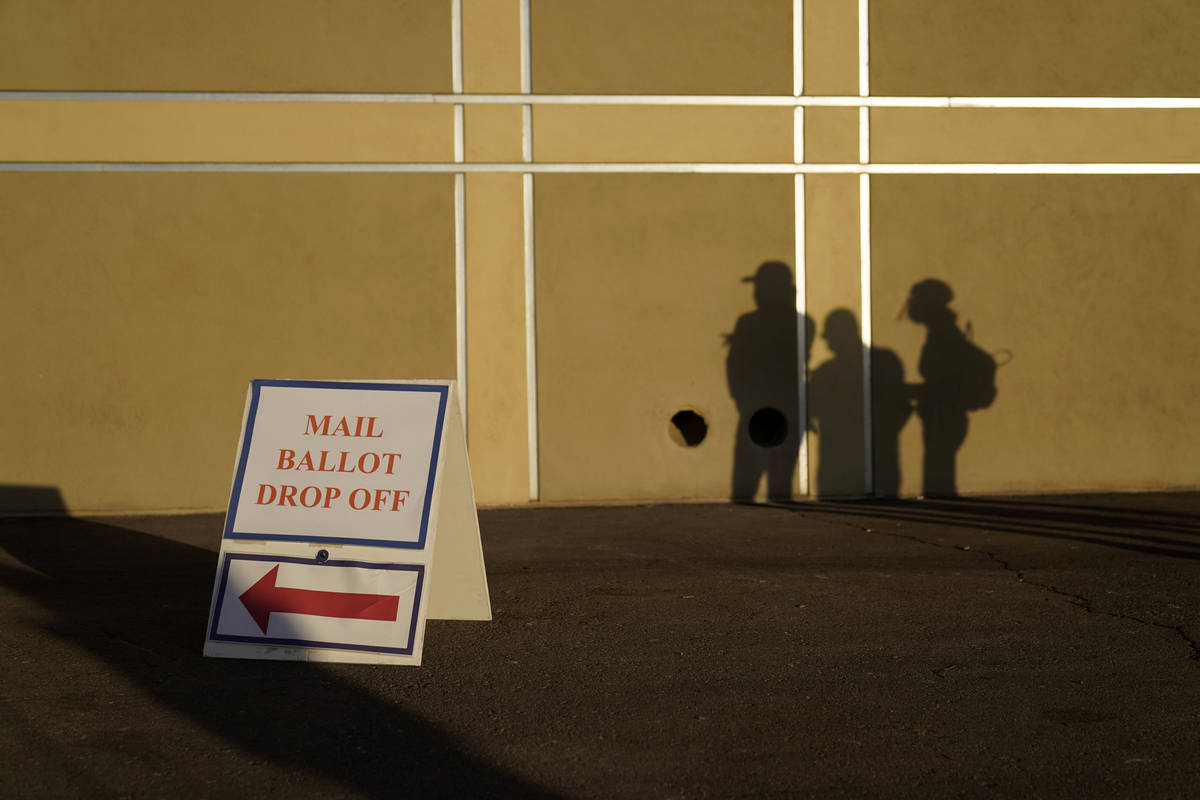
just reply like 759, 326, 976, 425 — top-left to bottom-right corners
788, 494, 1200, 561
3, 497, 1199, 798
0, 516, 561, 799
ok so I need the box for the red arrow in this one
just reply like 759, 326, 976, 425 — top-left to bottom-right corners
239, 565, 401, 634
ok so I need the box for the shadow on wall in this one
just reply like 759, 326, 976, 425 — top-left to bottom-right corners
898, 279, 1001, 498
779, 278, 1001, 500
724, 262, 812, 502
0, 485, 67, 514
810, 309, 911, 498
0, 515, 563, 797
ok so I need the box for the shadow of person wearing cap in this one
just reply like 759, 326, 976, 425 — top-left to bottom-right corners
903, 278, 998, 497
724, 262, 812, 502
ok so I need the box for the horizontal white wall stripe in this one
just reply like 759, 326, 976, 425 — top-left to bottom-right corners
8, 91, 1200, 110
852, 163, 1200, 174
10, 162, 1200, 174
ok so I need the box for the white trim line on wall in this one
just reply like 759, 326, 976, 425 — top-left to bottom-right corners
794, 173, 809, 499
452, 0, 467, 431
858, 0, 875, 496
10, 162, 1200, 174
793, 0, 804, 99
523, 172, 538, 502
793, 0, 810, 498
520, 0, 540, 502
10, 91, 1200, 110
455, 172, 467, 428
859, 173, 874, 495
451, 0, 464, 95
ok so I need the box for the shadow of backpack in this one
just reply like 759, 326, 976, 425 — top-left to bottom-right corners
960, 321, 998, 411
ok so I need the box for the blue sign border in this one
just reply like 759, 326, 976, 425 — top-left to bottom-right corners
208, 553, 425, 656
223, 379, 449, 549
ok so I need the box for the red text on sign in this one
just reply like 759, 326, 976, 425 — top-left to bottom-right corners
256, 484, 341, 509
276, 449, 402, 475
348, 488, 411, 511
255, 484, 411, 511
303, 415, 385, 438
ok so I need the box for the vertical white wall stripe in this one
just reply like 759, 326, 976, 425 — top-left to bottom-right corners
454, 105, 465, 163
451, 0, 463, 94
523, 173, 537, 498
858, 0, 874, 495
520, 0, 540, 500
793, 0, 804, 98
859, 107, 870, 166
519, 0, 531, 95
858, 0, 870, 100
794, 172, 809, 499
452, 0, 467, 430
455, 173, 467, 423
793, 0, 809, 498
859, 173, 873, 494
522, 105, 533, 162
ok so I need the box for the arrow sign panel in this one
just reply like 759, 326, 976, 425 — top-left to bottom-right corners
239, 565, 401, 634
208, 554, 424, 655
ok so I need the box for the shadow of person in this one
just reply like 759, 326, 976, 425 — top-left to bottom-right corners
808, 309, 864, 497
904, 278, 997, 497
808, 309, 911, 498
724, 262, 811, 502
872, 342, 912, 498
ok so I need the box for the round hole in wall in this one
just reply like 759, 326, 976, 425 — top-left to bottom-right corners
748, 407, 788, 448
669, 410, 708, 447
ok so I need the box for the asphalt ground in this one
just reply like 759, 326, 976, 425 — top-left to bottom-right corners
1, 494, 1199, 799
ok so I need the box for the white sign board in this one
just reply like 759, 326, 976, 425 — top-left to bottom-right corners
204, 379, 490, 665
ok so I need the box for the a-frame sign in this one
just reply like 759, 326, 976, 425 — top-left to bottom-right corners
204, 379, 490, 665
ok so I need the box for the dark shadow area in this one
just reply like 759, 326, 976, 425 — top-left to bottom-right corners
724, 262, 812, 502
0, 484, 67, 514
0, 515, 563, 798
903, 279, 998, 497
669, 409, 708, 447
793, 495, 1200, 561
872, 338, 912, 498
808, 309, 865, 497
808, 309, 912, 498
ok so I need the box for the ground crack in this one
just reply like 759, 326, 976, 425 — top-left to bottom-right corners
839, 518, 1200, 665
1001, 564, 1200, 664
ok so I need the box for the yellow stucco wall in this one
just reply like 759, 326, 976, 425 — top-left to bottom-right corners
534, 175, 795, 502
0, 102, 456, 163
3, 1, 1200, 512
0, 174, 456, 513
533, 106, 793, 164
870, 0, 1200, 97
871, 176, 1200, 495
0, 0, 452, 91
873, 109, 1200, 164
530, 0, 792, 94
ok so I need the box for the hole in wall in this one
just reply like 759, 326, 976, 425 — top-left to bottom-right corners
748, 407, 788, 448
669, 410, 708, 447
